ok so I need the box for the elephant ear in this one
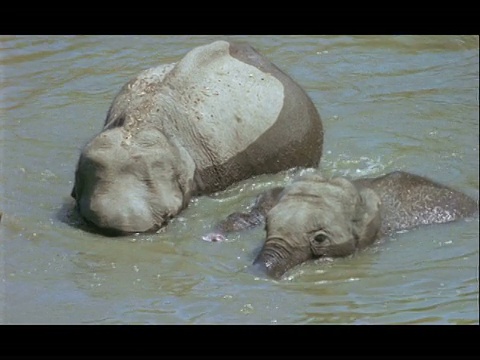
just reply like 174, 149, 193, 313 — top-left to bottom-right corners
352, 187, 382, 249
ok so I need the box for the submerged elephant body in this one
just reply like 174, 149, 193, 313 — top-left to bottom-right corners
72, 41, 323, 234
212, 170, 478, 278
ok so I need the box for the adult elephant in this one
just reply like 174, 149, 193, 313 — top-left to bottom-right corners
208, 170, 478, 279
71, 40, 323, 234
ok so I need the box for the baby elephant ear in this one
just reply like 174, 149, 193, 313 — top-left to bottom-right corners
352, 187, 382, 249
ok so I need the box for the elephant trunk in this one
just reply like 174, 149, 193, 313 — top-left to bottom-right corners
253, 237, 310, 279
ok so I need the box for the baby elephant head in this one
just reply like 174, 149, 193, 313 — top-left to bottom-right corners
253, 172, 382, 279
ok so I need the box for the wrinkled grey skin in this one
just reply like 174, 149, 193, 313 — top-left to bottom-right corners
212, 170, 478, 279
71, 41, 323, 234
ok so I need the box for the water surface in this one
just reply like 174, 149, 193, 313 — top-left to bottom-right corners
1, 35, 478, 324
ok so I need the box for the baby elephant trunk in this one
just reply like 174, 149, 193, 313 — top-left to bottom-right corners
253, 237, 311, 279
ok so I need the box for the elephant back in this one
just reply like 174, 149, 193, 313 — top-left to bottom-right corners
355, 171, 478, 235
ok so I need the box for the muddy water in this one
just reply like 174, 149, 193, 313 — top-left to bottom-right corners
1, 35, 478, 324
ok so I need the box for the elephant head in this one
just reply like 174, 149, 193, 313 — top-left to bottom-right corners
253, 172, 382, 279
71, 127, 196, 235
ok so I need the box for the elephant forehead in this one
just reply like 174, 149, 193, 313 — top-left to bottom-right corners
285, 179, 359, 206
268, 197, 348, 229
270, 183, 360, 226
85, 129, 121, 152
83, 128, 173, 167
83, 141, 125, 170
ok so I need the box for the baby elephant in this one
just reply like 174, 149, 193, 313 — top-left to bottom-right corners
208, 170, 478, 279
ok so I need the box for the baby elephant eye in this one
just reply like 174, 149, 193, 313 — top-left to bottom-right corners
314, 233, 328, 243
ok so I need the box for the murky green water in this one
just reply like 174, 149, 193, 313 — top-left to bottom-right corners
1, 35, 478, 324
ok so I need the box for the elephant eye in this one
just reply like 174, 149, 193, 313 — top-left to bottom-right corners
313, 232, 328, 243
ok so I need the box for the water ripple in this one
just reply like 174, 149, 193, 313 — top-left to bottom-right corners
2, 35, 478, 324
